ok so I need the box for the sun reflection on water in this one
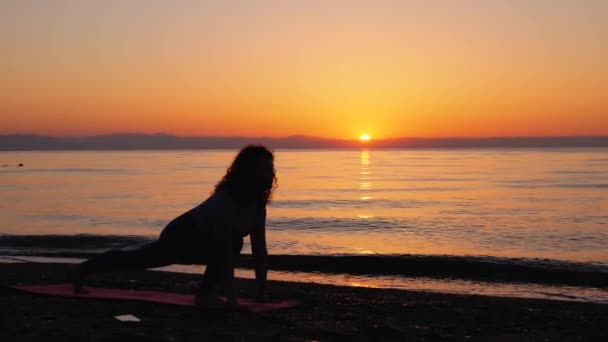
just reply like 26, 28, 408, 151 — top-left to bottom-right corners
358, 150, 373, 217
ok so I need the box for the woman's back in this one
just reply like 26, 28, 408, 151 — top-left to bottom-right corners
161, 188, 262, 244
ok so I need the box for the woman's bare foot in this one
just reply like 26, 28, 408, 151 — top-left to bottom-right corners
195, 293, 243, 311
194, 292, 225, 308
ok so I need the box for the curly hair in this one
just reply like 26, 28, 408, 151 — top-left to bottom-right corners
214, 145, 277, 207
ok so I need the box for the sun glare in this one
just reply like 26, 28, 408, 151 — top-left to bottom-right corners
359, 134, 371, 142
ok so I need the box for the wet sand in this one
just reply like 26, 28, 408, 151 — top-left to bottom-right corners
1, 263, 607, 341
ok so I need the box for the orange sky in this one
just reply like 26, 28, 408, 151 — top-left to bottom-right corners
1, 1, 607, 139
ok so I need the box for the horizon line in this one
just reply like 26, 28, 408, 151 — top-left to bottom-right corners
2, 133, 608, 140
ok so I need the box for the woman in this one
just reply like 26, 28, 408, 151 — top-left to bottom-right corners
71, 145, 276, 309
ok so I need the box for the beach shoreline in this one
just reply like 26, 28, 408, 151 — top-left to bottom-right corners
2, 263, 607, 341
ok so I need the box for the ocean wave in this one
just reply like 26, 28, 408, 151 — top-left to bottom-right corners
24, 214, 167, 229
502, 183, 608, 189
269, 217, 409, 232
559, 183, 608, 189
312, 187, 464, 193
272, 199, 440, 209
0, 168, 137, 174
550, 170, 606, 175
0, 234, 606, 288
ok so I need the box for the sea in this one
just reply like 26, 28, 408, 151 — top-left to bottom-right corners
1, 148, 607, 303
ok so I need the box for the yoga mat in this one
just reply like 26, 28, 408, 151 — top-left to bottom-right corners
13, 284, 299, 313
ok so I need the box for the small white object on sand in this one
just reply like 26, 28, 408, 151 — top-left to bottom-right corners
114, 314, 141, 322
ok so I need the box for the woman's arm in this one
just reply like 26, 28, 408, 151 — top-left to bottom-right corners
250, 207, 268, 300
210, 195, 239, 305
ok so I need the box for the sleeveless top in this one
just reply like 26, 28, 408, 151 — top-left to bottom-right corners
192, 188, 264, 237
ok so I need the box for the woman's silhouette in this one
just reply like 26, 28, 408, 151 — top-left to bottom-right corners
71, 145, 276, 309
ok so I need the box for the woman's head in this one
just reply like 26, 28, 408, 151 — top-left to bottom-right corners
215, 145, 277, 206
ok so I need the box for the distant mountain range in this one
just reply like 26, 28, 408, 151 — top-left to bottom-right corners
1, 134, 607, 150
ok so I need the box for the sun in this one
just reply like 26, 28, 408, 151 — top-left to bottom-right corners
359, 134, 371, 142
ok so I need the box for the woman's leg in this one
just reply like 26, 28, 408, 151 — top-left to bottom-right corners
197, 237, 244, 296
83, 241, 176, 271
198, 262, 219, 295
71, 240, 177, 292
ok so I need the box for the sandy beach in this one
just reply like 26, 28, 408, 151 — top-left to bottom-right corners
2, 263, 607, 341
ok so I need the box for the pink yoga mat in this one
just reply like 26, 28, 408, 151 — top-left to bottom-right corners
14, 283, 299, 313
